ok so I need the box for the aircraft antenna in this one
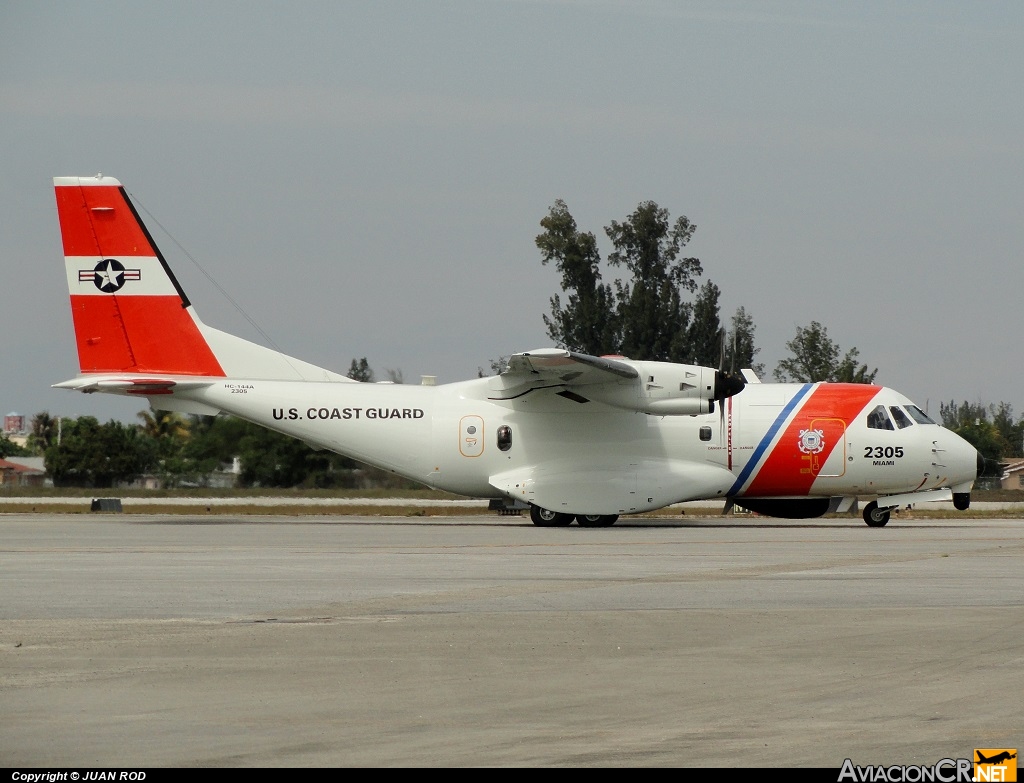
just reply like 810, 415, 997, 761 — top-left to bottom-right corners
128, 191, 291, 358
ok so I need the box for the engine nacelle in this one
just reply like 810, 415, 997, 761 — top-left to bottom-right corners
586, 361, 719, 415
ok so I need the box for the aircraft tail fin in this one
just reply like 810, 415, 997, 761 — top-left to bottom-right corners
54, 175, 349, 384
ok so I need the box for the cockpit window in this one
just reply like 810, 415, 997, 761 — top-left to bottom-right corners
889, 406, 913, 429
905, 405, 935, 425
867, 405, 894, 430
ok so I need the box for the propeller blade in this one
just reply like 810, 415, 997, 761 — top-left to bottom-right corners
731, 329, 738, 376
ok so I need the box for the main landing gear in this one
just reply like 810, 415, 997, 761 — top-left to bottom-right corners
862, 501, 891, 528
529, 505, 619, 527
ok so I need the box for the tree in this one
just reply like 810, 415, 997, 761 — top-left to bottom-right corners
44, 416, 157, 487
234, 424, 334, 487
725, 306, 765, 378
941, 400, 1023, 464
686, 281, 722, 368
347, 358, 374, 382
185, 414, 362, 488
537, 199, 739, 365
27, 411, 59, 455
137, 409, 192, 486
535, 199, 618, 355
478, 357, 507, 377
0, 433, 30, 458
606, 201, 702, 362
991, 402, 1023, 458
939, 401, 1007, 476
181, 414, 250, 480
773, 321, 877, 383
939, 400, 988, 431
833, 347, 878, 383
137, 410, 189, 452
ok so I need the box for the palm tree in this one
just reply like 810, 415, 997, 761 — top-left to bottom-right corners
137, 410, 190, 455
28, 411, 58, 455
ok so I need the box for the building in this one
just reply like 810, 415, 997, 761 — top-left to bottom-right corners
999, 459, 1024, 490
4, 412, 26, 434
0, 457, 47, 487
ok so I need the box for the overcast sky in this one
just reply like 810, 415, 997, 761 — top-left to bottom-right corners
3, 1, 1023, 426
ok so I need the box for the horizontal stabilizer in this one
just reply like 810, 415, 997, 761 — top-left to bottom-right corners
53, 376, 216, 394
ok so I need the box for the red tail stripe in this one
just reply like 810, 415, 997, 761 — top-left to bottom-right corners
55, 183, 155, 257
70, 295, 224, 376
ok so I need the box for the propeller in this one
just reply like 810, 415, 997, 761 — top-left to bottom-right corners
712, 328, 745, 443
712, 328, 746, 508
713, 328, 746, 406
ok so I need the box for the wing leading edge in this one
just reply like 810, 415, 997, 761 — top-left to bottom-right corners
488, 348, 742, 416
487, 349, 638, 400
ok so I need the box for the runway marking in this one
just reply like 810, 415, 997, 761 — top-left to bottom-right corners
229, 615, 402, 625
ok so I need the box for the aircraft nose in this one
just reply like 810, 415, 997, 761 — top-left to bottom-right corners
942, 429, 982, 487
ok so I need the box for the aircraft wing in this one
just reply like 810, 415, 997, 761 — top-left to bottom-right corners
487, 349, 638, 400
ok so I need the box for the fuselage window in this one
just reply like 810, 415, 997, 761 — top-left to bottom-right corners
699, 425, 712, 442
497, 424, 513, 452
867, 405, 894, 430
905, 405, 936, 425
889, 406, 913, 429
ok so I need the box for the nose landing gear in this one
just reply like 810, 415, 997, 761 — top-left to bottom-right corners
862, 501, 891, 527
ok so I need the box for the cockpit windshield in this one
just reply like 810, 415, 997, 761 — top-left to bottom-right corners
905, 405, 935, 424
867, 405, 894, 430
869, 402, 936, 429
889, 406, 913, 429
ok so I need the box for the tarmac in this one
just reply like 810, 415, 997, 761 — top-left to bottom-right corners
1, 511, 1021, 768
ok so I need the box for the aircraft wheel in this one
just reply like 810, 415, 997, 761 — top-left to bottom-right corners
530, 505, 573, 527
576, 514, 619, 527
953, 492, 970, 510
862, 501, 890, 527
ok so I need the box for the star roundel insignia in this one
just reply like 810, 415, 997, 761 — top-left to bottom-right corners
93, 258, 127, 292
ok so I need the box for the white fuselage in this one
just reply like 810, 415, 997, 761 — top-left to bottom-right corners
50, 175, 980, 521
177, 376, 979, 516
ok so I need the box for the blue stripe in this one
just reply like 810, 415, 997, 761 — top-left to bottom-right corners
727, 383, 814, 496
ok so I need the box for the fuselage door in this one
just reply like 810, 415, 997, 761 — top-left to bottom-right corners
803, 417, 848, 478
459, 415, 485, 458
